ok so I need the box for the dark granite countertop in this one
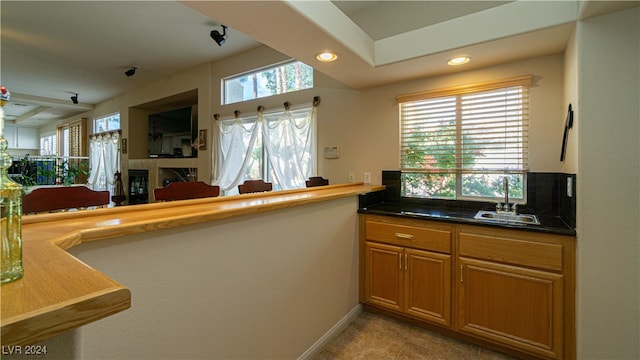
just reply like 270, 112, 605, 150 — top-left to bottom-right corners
359, 202, 576, 236
360, 171, 577, 236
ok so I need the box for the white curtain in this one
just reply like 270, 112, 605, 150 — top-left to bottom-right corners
262, 107, 316, 189
87, 132, 120, 200
213, 105, 316, 195
214, 115, 262, 194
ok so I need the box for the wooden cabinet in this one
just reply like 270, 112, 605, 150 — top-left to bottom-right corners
457, 257, 563, 358
456, 225, 575, 359
5, 125, 39, 149
360, 215, 576, 360
365, 242, 402, 310
405, 247, 451, 325
361, 216, 452, 327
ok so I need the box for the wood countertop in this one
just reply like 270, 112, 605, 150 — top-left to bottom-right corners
1, 183, 384, 346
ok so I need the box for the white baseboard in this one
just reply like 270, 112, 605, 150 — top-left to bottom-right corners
297, 304, 363, 360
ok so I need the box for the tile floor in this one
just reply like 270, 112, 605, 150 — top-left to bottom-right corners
312, 311, 518, 360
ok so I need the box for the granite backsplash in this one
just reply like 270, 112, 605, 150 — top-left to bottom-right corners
365, 170, 576, 229
527, 172, 576, 229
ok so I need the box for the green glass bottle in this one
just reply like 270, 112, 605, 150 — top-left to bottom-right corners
1, 86, 23, 283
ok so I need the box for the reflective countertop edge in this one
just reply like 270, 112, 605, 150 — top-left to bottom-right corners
358, 203, 576, 236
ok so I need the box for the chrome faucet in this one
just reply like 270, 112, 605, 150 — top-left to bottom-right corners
502, 177, 510, 212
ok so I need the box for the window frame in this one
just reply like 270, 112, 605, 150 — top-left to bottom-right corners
93, 113, 120, 133
216, 104, 317, 195
397, 75, 532, 202
40, 131, 57, 155
221, 60, 314, 105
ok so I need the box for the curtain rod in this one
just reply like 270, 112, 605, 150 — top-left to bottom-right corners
90, 129, 121, 139
213, 96, 320, 120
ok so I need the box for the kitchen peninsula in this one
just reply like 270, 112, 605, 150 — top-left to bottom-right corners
1, 183, 383, 357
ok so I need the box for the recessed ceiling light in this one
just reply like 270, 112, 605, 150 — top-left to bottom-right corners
316, 52, 338, 62
447, 56, 471, 66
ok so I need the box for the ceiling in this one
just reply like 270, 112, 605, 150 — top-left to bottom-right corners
1, 1, 637, 128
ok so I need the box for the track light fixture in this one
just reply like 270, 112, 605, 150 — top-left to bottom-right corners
70, 93, 79, 104
125, 66, 137, 77
210, 25, 228, 46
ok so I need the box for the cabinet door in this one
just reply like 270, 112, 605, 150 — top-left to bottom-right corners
457, 257, 563, 359
17, 127, 39, 149
405, 248, 451, 327
4, 125, 17, 149
365, 242, 403, 311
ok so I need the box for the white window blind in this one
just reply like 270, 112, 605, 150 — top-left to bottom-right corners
397, 75, 532, 199
460, 86, 529, 173
40, 133, 57, 155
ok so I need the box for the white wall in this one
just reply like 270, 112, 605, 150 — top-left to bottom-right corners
111, 46, 565, 186
211, 51, 565, 185
46, 45, 566, 187
330, 54, 566, 185
18, 12, 640, 355
563, 29, 579, 174
576, 7, 640, 359
208, 45, 365, 184
31, 30, 581, 359
68, 197, 360, 359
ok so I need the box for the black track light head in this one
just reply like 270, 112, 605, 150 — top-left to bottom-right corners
125, 66, 137, 77
70, 93, 78, 104
210, 25, 228, 46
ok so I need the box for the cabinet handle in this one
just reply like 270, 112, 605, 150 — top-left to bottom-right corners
405, 254, 408, 271
399, 253, 402, 269
394, 232, 414, 240
460, 264, 464, 283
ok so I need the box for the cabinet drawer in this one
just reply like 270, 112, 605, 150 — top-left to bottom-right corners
366, 220, 451, 254
459, 232, 564, 272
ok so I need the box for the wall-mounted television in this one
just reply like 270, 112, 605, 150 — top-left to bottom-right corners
148, 106, 197, 158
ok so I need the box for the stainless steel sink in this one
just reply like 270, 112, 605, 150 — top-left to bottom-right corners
474, 210, 540, 225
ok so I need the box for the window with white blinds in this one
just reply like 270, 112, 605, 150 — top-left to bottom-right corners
397, 75, 531, 200
40, 133, 57, 155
